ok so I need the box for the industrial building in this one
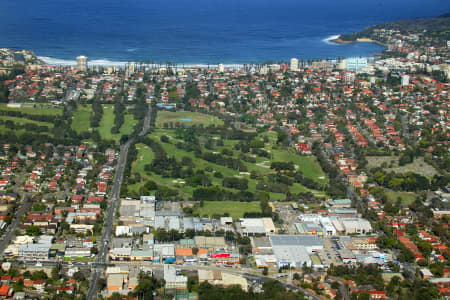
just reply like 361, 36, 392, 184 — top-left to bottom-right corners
239, 218, 276, 236
269, 235, 323, 268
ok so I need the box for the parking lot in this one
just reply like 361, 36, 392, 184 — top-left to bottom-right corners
318, 237, 342, 266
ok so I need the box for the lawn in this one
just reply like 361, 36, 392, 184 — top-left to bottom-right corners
0, 103, 63, 115
385, 190, 418, 205
194, 201, 261, 218
72, 104, 92, 133
156, 111, 223, 128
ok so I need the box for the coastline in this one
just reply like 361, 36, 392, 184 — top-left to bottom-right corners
331, 37, 388, 48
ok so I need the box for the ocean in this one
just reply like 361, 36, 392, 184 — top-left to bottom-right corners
0, 0, 448, 65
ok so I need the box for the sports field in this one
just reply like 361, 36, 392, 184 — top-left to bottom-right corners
0, 103, 63, 115
156, 111, 223, 127
194, 201, 261, 218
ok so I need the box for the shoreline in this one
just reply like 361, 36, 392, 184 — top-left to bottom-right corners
331, 37, 388, 48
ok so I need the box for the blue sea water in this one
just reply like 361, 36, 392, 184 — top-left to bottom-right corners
0, 0, 448, 64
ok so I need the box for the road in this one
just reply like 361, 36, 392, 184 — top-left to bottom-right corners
86, 103, 152, 300
112, 262, 321, 300
0, 194, 32, 254
0, 163, 34, 255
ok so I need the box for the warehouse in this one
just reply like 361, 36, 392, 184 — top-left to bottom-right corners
269, 235, 323, 253
239, 218, 276, 236
272, 245, 312, 268
340, 218, 372, 235
269, 235, 323, 268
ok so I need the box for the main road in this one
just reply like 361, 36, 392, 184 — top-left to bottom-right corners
86, 103, 152, 300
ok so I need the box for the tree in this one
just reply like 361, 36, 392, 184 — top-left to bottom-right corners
132, 272, 163, 299
357, 291, 370, 300
51, 266, 61, 281
262, 267, 268, 276
91, 246, 99, 255
417, 241, 433, 257
109, 293, 122, 300
192, 247, 199, 255
73, 271, 86, 281
31, 270, 48, 280
26, 225, 41, 236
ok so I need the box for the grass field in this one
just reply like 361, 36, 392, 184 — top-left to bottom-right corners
72, 104, 92, 133
156, 111, 224, 128
0, 103, 63, 115
194, 201, 261, 218
385, 190, 418, 205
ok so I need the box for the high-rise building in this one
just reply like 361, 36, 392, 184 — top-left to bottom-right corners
218, 63, 224, 73
76, 55, 88, 71
401, 75, 409, 86
290, 58, 299, 71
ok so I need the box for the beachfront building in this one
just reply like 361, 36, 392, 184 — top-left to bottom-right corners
343, 57, 368, 71
290, 58, 299, 71
76, 55, 88, 71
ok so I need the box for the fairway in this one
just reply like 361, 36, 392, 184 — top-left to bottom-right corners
0, 103, 63, 115
1, 116, 54, 128
98, 105, 137, 141
72, 105, 92, 133
133, 143, 155, 179
156, 111, 223, 127
194, 201, 261, 218
272, 149, 327, 183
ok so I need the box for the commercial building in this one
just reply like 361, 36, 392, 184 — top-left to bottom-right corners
18, 243, 51, 260
164, 264, 187, 289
